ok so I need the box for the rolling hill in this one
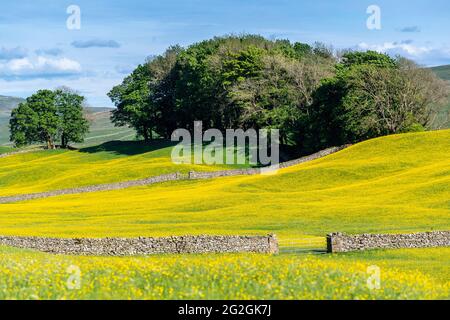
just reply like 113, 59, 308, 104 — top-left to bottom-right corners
0, 130, 448, 299
0, 130, 448, 239
431, 64, 450, 81
429, 65, 450, 129
0, 140, 249, 197
0, 95, 24, 114
0, 96, 25, 146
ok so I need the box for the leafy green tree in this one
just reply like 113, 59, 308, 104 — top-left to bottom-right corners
109, 35, 326, 145
55, 87, 89, 148
9, 102, 39, 148
308, 51, 448, 147
10, 90, 59, 149
110, 36, 447, 157
10, 89, 89, 149
109, 63, 157, 142
230, 53, 334, 146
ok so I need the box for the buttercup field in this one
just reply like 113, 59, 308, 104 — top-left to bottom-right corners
0, 0, 449, 308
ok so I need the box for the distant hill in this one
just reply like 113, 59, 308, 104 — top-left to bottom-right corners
0, 96, 24, 145
80, 107, 136, 147
429, 65, 450, 129
0, 96, 135, 146
431, 65, 450, 81
0, 95, 25, 116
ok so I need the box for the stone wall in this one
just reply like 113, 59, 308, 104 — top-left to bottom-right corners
0, 234, 279, 256
0, 148, 44, 159
0, 172, 183, 204
327, 231, 450, 253
188, 168, 261, 180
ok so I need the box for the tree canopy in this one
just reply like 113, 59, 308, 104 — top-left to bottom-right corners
10, 88, 89, 149
108, 35, 449, 155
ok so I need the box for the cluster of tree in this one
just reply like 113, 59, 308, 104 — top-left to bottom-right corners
305, 52, 449, 152
9, 88, 89, 149
108, 35, 448, 155
109, 35, 335, 146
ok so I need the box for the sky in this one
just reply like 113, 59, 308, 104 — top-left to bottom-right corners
0, 0, 449, 107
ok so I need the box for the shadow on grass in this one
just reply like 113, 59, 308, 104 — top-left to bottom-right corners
79, 139, 176, 156
78, 139, 283, 166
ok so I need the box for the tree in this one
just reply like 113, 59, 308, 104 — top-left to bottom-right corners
230, 53, 334, 146
307, 51, 449, 147
55, 87, 89, 148
109, 63, 156, 142
109, 36, 448, 157
109, 35, 328, 146
9, 89, 89, 149
10, 90, 59, 149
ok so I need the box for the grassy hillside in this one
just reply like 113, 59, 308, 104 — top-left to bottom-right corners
0, 146, 13, 155
429, 65, 450, 129
431, 65, 450, 81
0, 130, 448, 299
0, 140, 249, 196
0, 130, 448, 238
0, 95, 24, 114
0, 96, 25, 145
78, 108, 136, 147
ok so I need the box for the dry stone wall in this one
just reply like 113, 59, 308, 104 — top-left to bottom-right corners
188, 168, 261, 179
327, 231, 450, 253
0, 234, 278, 256
0, 148, 44, 159
0, 173, 183, 203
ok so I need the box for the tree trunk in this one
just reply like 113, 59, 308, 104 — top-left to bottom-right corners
47, 137, 55, 149
142, 126, 149, 143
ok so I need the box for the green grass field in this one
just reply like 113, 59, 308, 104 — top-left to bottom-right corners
76, 108, 137, 147
0, 146, 13, 155
431, 65, 450, 81
0, 130, 448, 299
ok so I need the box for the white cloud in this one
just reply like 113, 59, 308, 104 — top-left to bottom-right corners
358, 42, 432, 57
356, 42, 450, 66
0, 75, 121, 107
0, 56, 81, 78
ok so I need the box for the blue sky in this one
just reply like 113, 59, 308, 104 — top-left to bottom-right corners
0, 0, 449, 107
